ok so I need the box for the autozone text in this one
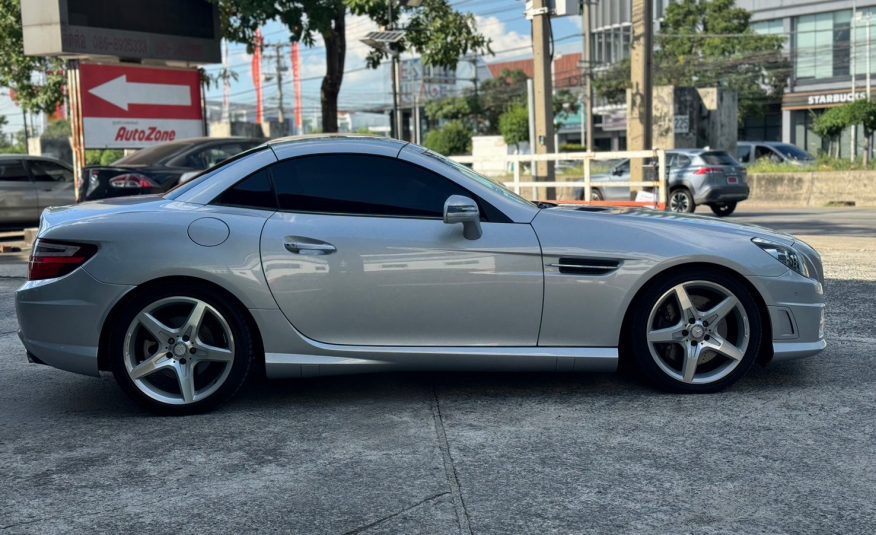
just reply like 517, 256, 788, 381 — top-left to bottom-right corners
114, 126, 176, 142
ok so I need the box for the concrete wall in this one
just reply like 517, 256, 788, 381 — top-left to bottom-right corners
747, 172, 876, 207
471, 136, 531, 177
648, 86, 737, 153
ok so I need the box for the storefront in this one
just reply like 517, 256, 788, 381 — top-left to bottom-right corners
783, 88, 875, 158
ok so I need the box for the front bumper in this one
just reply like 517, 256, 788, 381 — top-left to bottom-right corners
749, 270, 826, 363
15, 268, 133, 376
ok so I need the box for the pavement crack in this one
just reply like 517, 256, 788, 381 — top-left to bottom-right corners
431, 384, 473, 535
341, 491, 450, 535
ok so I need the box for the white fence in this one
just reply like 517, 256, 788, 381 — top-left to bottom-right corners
451, 149, 668, 209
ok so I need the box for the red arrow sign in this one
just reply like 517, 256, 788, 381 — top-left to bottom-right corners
79, 63, 204, 148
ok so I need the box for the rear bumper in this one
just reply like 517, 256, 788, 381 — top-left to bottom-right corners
695, 184, 750, 204
15, 268, 133, 376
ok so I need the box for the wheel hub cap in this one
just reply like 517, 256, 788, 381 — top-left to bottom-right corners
689, 324, 705, 341
172, 342, 188, 358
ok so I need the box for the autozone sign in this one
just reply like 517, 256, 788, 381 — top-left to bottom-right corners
79, 63, 204, 148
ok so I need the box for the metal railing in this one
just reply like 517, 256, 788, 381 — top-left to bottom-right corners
451, 149, 668, 210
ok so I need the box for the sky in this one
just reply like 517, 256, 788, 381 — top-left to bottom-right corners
1, 0, 585, 135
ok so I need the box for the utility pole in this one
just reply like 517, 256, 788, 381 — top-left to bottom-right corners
388, 0, 403, 140
629, 0, 653, 196
530, 0, 556, 199
582, 0, 593, 150
274, 43, 286, 127
852, 1, 858, 160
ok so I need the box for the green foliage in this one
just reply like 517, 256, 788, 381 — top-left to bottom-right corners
84, 149, 124, 166
498, 104, 529, 148
560, 143, 585, 152
0, 127, 25, 154
423, 120, 471, 155
594, 0, 788, 122
748, 154, 876, 173
425, 96, 474, 123
0, 0, 66, 113
42, 119, 71, 140
477, 69, 528, 134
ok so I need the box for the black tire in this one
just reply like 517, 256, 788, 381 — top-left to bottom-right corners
109, 283, 256, 415
590, 188, 604, 201
709, 202, 737, 217
625, 269, 763, 393
668, 188, 695, 213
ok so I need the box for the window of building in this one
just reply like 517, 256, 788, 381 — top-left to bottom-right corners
795, 11, 852, 81
752, 19, 784, 36
852, 8, 876, 76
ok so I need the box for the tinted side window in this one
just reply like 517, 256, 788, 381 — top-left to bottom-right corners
737, 145, 752, 162
700, 151, 737, 165
29, 161, 73, 182
212, 169, 277, 210
675, 155, 691, 167
272, 154, 477, 219
0, 161, 29, 182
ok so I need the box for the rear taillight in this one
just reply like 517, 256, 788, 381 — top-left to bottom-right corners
109, 174, 158, 189
695, 167, 722, 175
28, 239, 98, 281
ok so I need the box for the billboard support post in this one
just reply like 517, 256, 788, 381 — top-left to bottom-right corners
67, 60, 85, 202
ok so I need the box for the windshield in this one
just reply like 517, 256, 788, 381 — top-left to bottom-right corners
112, 142, 194, 166
421, 149, 535, 208
699, 151, 738, 166
772, 143, 815, 161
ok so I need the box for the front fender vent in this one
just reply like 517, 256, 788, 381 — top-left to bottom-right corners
548, 257, 622, 276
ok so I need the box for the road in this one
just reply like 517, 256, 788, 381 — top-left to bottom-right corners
1, 208, 875, 534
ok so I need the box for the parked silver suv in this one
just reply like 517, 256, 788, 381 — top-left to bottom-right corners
0, 155, 75, 226
575, 149, 749, 216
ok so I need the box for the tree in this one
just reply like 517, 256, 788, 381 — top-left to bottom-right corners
499, 104, 529, 151
477, 69, 528, 133
812, 107, 847, 158
423, 120, 470, 155
0, 0, 66, 113
218, 0, 490, 133
844, 100, 876, 165
593, 0, 788, 123
424, 96, 475, 125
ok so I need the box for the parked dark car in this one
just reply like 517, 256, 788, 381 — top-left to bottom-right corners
736, 141, 815, 167
79, 137, 264, 201
0, 155, 75, 226
575, 149, 749, 216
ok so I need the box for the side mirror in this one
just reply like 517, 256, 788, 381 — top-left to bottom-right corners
443, 195, 482, 240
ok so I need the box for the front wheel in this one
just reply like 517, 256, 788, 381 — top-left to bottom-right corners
710, 202, 737, 217
627, 270, 763, 393
109, 284, 255, 414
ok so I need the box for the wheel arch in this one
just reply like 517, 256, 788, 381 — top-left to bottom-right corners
618, 262, 773, 367
97, 275, 265, 373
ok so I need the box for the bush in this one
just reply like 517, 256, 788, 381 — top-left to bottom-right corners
499, 104, 529, 149
560, 143, 586, 152
423, 121, 472, 156
85, 149, 124, 166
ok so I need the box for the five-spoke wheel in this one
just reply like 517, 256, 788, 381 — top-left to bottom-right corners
628, 270, 762, 392
110, 285, 254, 414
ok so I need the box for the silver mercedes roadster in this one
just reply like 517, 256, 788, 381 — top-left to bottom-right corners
15, 137, 826, 414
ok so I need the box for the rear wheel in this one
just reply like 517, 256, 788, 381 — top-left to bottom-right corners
590, 188, 604, 201
109, 284, 255, 414
668, 188, 695, 213
627, 270, 763, 393
709, 202, 737, 217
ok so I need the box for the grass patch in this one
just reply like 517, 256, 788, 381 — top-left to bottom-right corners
748, 155, 876, 174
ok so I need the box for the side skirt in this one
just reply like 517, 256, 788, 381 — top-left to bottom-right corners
265, 346, 618, 378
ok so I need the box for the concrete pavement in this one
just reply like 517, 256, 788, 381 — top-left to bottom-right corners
1, 209, 875, 533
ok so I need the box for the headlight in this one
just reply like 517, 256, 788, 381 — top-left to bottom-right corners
752, 238, 810, 278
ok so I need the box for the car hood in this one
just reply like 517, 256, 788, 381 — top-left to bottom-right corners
549, 205, 797, 246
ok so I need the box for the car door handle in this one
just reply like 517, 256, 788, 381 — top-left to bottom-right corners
283, 237, 336, 255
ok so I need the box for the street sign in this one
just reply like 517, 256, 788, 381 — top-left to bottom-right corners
79, 63, 204, 149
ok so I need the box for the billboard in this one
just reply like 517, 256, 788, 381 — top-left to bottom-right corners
21, 0, 220, 63
399, 58, 457, 108
79, 63, 204, 149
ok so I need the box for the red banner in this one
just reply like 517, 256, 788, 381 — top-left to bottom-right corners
252, 29, 264, 124
292, 42, 302, 135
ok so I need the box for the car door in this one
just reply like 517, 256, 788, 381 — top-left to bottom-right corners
0, 159, 39, 223
600, 159, 631, 200
26, 159, 75, 210
259, 152, 544, 347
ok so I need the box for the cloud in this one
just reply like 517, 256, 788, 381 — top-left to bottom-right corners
476, 15, 532, 60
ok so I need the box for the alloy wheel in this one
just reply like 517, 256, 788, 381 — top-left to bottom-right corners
669, 190, 692, 213
123, 297, 236, 405
645, 280, 750, 385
